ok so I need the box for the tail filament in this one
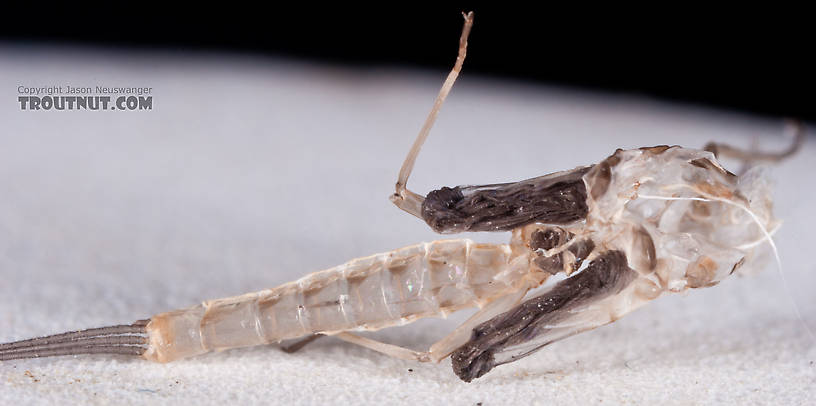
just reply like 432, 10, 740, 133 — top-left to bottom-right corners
0, 320, 148, 361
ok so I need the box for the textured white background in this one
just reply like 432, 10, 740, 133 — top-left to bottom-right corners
0, 46, 814, 405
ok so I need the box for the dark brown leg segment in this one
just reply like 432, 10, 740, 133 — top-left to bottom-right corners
279, 334, 324, 354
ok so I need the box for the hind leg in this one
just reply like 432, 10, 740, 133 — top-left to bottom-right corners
704, 120, 804, 172
323, 286, 529, 363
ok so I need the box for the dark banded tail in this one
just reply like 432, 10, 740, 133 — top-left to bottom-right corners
0, 320, 149, 361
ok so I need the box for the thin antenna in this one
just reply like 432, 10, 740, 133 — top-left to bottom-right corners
391, 11, 475, 218
0, 320, 149, 361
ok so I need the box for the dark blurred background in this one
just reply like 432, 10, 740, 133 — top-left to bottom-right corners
2, 5, 812, 120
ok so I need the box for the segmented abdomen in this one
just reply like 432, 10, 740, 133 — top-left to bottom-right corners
144, 239, 526, 362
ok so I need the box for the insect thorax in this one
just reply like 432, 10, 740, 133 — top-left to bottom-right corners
512, 146, 777, 294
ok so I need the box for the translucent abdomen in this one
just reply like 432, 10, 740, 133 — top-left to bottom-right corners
143, 239, 532, 362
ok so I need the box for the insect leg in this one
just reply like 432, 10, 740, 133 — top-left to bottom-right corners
391, 12, 474, 219
324, 287, 530, 363
704, 119, 804, 169
426, 286, 530, 362
279, 333, 324, 354
332, 332, 431, 362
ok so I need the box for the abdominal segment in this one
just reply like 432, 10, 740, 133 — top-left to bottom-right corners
144, 240, 526, 363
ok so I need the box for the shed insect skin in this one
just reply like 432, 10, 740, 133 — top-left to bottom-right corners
0, 12, 804, 382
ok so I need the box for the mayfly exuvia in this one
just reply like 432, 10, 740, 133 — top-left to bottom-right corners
0, 12, 804, 382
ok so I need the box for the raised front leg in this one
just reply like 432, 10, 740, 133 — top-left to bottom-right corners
391, 12, 474, 220
451, 251, 648, 382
